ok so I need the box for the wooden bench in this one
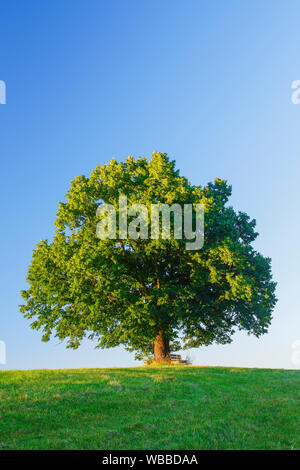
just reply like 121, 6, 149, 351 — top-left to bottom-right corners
170, 354, 187, 364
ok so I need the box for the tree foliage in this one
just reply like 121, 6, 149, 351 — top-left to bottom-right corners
20, 153, 277, 360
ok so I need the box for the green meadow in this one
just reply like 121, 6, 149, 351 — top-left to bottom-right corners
0, 366, 299, 450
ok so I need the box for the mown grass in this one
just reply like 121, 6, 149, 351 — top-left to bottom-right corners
0, 366, 299, 450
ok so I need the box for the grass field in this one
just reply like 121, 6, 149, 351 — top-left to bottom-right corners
0, 366, 299, 450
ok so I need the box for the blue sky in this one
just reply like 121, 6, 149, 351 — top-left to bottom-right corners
1, 0, 299, 370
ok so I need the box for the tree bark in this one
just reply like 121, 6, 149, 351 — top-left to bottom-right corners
154, 330, 171, 362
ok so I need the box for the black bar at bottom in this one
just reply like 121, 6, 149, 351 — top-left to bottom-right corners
0, 449, 295, 466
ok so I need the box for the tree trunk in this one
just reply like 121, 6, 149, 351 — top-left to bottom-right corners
154, 330, 171, 362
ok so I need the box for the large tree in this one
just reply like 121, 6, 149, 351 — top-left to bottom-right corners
20, 153, 277, 362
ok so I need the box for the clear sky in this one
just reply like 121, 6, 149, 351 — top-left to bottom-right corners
1, 0, 299, 370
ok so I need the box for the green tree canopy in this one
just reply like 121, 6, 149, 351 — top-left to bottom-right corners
20, 153, 277, 361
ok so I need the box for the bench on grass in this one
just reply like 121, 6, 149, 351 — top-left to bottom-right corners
170, 354, 187, 364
